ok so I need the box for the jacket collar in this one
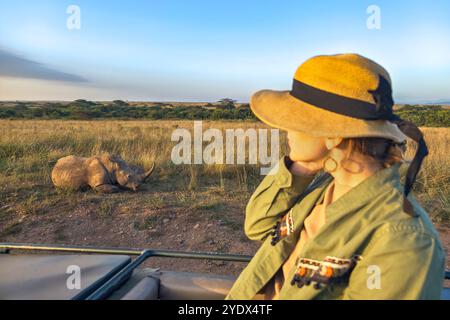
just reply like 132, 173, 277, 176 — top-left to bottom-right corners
283, 163, 402, 242
324, 162, 402, 219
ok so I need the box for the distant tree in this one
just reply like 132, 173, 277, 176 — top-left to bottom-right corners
113, 100, 129, 107
31, 108, 44, 118
74, 99, 95, 105
0, 108, 17, 118
14, 102, 28, 110
71, 99, 96, 108
217, 98, 237, 110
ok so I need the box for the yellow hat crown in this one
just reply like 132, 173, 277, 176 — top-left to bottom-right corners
293, 53, 392, 106
289, 53, 395, 121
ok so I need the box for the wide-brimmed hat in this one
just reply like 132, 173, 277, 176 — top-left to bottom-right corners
250, 53, 408, 142
251, 53, 428, 215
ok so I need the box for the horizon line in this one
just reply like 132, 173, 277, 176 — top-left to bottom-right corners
1, 99, 450, 106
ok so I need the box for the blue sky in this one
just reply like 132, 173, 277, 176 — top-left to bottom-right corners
0, 0, 449, 102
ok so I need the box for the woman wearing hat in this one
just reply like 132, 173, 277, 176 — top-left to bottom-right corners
226, 54, 445, 300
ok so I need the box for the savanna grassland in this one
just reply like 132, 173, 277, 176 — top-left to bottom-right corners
0, 119, 449, 275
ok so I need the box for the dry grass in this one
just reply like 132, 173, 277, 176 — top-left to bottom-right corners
0, 120, 448, 226
406, 128, 450, 222
0, 120, 272, 192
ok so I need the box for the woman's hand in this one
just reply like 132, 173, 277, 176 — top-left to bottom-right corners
285, 130, 327, 177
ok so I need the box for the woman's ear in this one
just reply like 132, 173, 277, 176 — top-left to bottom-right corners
325, 137, 343, 150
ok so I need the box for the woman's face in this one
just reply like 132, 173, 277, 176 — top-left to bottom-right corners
286, 130, 329, 162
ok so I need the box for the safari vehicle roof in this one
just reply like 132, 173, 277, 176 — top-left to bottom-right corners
0, 243, 252, 300
0, 254, 130, 300
0, 243, 449, 300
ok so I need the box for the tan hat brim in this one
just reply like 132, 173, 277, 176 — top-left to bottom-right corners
250, 89, 407, 143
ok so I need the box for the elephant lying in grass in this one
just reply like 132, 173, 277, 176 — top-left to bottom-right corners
51, 153, 155, 193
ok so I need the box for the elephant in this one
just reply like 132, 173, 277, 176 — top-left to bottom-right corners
51, 153, 155, 193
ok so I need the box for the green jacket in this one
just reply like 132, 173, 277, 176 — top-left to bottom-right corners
226, 157, 445, 300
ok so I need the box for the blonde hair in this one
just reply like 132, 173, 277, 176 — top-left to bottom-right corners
342, 137, 406, 169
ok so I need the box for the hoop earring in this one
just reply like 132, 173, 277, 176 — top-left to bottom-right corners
341, 158, 364, 174
323, 156, 338, 173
